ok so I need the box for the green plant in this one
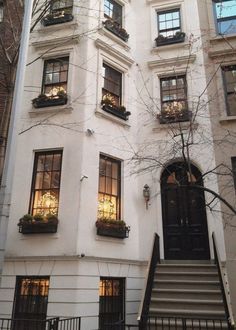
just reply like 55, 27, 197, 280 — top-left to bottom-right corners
96, 218, 126, 228
46, 213, 59, 224
19, 214, 33, 224
33, 213, 44, 222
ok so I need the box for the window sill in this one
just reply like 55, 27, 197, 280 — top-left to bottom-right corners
95, 108, 131, 127
98, 27, 130, 51
151, 41, 189, 54
219, 116, 236, 124
37, 19, 78, 33
95, 236, 126, 244
29, 105, 73, 116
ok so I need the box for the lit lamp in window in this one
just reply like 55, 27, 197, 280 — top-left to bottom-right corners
37, 192, 58, 216
143, 184, 150, 210
98, 194, 116, 220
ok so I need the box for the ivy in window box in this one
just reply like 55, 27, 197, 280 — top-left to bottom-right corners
32, 90, 67, 108
101, 94, 131, 121
42, 11, 73, 26
96, 219, 130, 239
18, 214, 59, 234
103, 19, 129, 42
155, 31, 185, 47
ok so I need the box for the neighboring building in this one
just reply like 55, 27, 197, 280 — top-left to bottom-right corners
0, 0, 236, 329
0, 0, 23, 183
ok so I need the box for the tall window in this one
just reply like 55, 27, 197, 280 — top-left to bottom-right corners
12, 277, 49, 329
222, 65, 236, 116
213, 0, 236, 35
30, 151, 62, 216
102, 63, 122, 107
42, 57, 69, 97
104, 0, 122, 26
98, 155, 121, 220
157, 9, 181, 38
51, 0, 73, 14
99, 277, 125, 330
160, 75, 188, 123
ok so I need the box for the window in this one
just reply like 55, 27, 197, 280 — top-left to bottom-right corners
98, 155, 121, 221
157, 9, 181, 38
99, 277, 125, 329
12, 277, 49, 329
104, 0, 122, 26
42, 57, 69, 97
29, 151, 62, 216
231, 157, 236, 189
160, 75, 188, 123
102, 63, 122, 107
0, 2, 3, 22
222, 65, 236, 116
51, 0, 73, 14
213, 0, 236, 35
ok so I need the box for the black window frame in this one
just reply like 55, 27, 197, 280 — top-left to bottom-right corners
104, 0, 122, 26
98, 154, 121, 221
29, 150, 63, 217
213, 0, 236, 35
12, 276, 50, 329
42, 57, 69, 96
222, 65, 236, 116
160, 75, 189, 123
157, 8, 181, 38
231, 157, 236, 190
99, 277, 125, 330
102, 62, 122, 107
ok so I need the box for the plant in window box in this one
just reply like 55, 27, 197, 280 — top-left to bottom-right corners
158, 102, 190, 124
18, 213, 59, 234
32, 89, 67, 108
103, 19, 129, 42
155, 31, 185, 46
42, 9, 73, 26
96, 218, 130, 238
101, 94, 131, 120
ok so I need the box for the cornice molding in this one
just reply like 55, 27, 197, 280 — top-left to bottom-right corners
98, 27, 130, 51
95, 38, 134, 67
31, 34, 80, 49
148, 54, 196, 69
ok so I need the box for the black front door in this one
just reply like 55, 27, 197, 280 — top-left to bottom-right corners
161, 163, 210, 260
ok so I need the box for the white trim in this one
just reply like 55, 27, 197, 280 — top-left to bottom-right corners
31, 34, 80, 49
148, 54, 196, 69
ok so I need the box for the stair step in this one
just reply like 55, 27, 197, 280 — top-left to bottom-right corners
152, 288, 222, 300
146, 317, 228, 329
156, 264, 218, 273
156, 271, 218, 281
154, 279, 220, 290
149, 307, 226, 319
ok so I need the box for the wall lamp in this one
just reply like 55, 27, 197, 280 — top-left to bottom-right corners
143, 184, 150, 209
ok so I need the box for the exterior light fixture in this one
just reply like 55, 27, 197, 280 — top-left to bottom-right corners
143, 184, 150, 209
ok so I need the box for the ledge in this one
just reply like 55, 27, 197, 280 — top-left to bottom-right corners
98, 27, 130, 51
29, 105, 73, 116
219, 115, 236, 124
95, 38, 134, 67
151, 41, 189, 54
95, 108, 131, 127
31, 33, 80, 48
152, 121, 198, 131
148, 54, 196, 69
37, 20, 78, 33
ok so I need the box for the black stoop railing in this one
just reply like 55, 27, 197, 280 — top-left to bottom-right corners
212, 233, 235, 330
0, 317, 81, 330
138, 233, 160, 330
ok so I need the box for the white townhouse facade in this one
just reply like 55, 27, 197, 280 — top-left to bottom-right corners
0, 0, 236, 329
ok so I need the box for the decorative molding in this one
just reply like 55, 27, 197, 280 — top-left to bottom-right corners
37, 21, 78, 34
95, 38, 134, 67
32, 34, 80, 49
146, 0, 184, 5
219, 116, 236, 124
29, 105, 73, 116
98, 27, 130, 51
208, 49, 236, 59
148, 54, 196, 69
151, 41, 189, 54
95, 108, 131, 128
152, 121, 199, 132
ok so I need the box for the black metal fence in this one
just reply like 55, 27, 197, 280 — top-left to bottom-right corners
143, 316, 231, 330
0, 317, 81, 330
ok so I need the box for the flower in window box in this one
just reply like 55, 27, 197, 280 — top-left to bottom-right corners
103, 19, 129, 42
101, 93, 116, 107
32, 89, 67, 108
18, 214, 59, 234
19, 214, 33, 225
96, 218, 130, 238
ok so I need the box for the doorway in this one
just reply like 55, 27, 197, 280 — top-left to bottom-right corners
161, 162, 210, 260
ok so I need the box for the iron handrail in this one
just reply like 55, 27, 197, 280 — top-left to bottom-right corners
137, 233, 160, 330
212, 232, 235, 329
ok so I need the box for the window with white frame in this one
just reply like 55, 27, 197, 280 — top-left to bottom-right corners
213, 0, 236, 35
222, 65, 236, 116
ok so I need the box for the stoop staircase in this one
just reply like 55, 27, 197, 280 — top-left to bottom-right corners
138, 234, 234, 330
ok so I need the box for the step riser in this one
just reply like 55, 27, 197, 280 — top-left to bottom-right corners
150, 301, 224, 312
153, 281, 221, 290
152, 291, 222, 300
156, 273, 219, 281
149, 310, 226, 320
156, 265, 217, 273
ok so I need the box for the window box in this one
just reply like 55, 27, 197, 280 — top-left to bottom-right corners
158, 109, 191, 124
32, 92, 67, 108
96, 220, 130, 239
103, 19, 129, 42
155, 32, 185, 47
42, 12, 73, 26
101, 103, 131, 120
18, 214, 59, 234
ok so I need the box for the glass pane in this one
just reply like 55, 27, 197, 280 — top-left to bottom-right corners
53, 154, 61, 170
45, 62, 53, 73
159, 13, 166, 22
165, 13, 172, 21
35, 173, 43, 189
166, 21, 173, 29
106, 177, 112, 194
44, 155, 53, 171
37, 155, 45, 171
112, 179, 117, 195
215, 1, 236, 19
106, 161, 112, 177
112, 163, 118, 178
52, 72, 60, 83
99, 176, 106, 193
159, 22, 166, 30
42, 172, 51, 189
51, 172, 60, 188
45, 73, 53, 84
172, 11, 179, 19
227, 94, 236, 115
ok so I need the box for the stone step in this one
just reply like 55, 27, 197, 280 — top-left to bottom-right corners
150, 298, 224, 312
155, 271, 219, 281
149, 307, 226, 320
156, 263, 217, 273
152, 288, 222, 300
153, 279, 221, 290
